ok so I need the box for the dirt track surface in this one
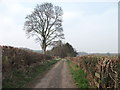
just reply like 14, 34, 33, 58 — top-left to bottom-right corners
34, 59, 76, 88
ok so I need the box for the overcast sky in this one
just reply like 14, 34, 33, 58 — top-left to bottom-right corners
0, 0, 118, 53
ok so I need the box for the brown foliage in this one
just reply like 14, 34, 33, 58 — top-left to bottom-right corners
2, 46, 52, 80
68, 55, 120, 88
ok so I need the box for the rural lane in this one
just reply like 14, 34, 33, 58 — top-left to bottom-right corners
34, 59, 76, 88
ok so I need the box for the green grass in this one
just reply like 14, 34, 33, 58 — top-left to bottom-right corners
3, 59, 59, 88
67, 60, 89, 88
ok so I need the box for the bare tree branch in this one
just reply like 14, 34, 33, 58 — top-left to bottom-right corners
24, 2, 64, 54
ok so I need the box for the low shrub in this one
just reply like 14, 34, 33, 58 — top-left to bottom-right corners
2, 46, 52, 81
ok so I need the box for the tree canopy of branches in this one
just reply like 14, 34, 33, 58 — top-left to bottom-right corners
24, 2, 64, 54
46, 42, 78, 58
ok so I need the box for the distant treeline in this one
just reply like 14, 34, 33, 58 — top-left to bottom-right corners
77, 52, 118, 56
46, 42, 78, 58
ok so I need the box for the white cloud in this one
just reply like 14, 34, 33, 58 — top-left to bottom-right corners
63, 11, 83, 20
17, 0, 119, 2
0, 0, 33, 17
0, 0, 39, 49
0, 1, 118, 52
64, 7, 118, 53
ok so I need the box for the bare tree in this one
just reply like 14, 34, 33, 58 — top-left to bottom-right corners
24, 2, 64, 54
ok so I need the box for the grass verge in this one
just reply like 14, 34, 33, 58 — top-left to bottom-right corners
3, 59, 59, 88
67, 60, 89, 88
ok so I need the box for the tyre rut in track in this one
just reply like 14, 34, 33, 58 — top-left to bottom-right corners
34, 60, 76, 88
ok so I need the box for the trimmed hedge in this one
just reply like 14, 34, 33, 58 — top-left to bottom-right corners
2, 46, 52, 80
68, 55, 120, 88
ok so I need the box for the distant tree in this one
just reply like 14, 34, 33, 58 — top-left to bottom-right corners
107, 52, 110, 56
64, 43, 78, 57
24, 2, 64, 54
46, 42, 77, 58
52, 40, 63, 47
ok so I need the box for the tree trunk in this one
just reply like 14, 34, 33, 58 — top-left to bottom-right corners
42, 42, 46, 54
42, 37, 47, 54
43, 47, 46, 54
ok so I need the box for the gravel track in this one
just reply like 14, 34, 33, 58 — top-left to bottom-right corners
34, 59, 76, 88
